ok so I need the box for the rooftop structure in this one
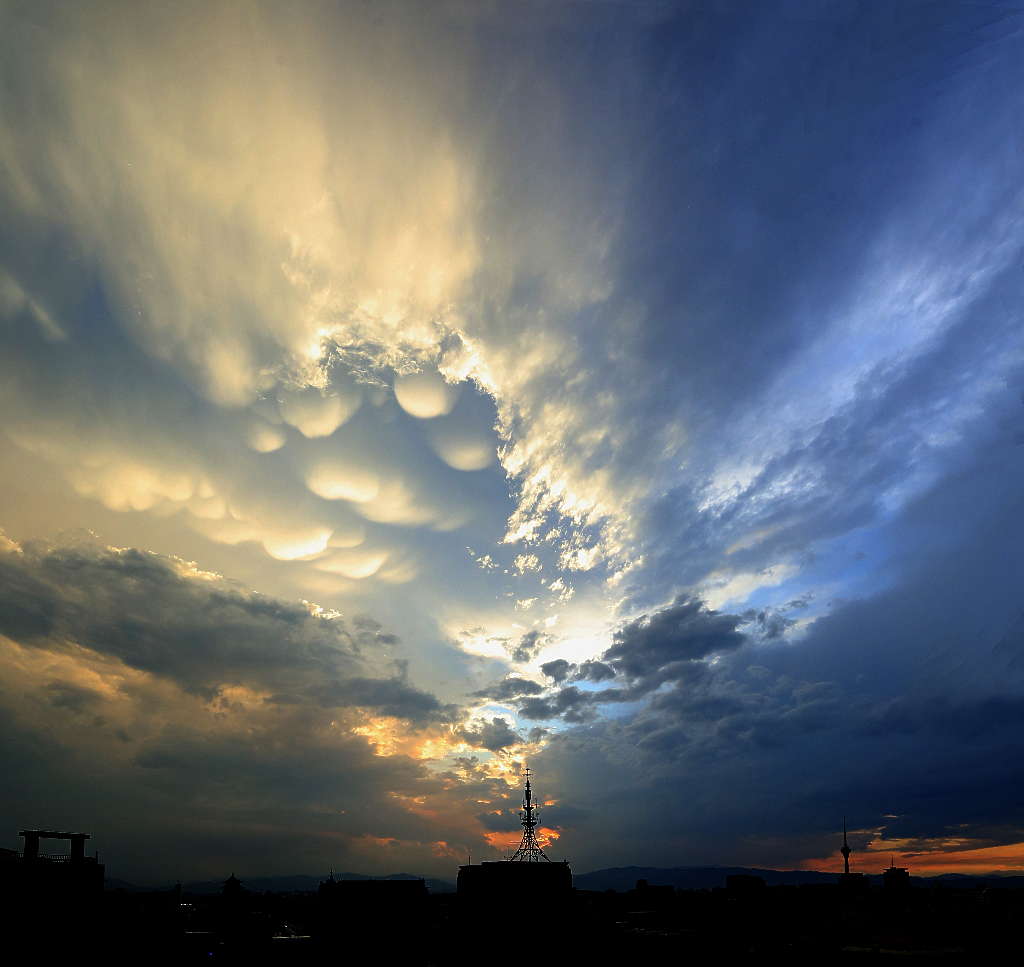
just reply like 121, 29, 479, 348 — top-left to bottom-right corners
509, 768, 549, 863
883, 858, 911, 890
457, 769, 572, 902
1, 828, 105, 912
20, 829, 92, 864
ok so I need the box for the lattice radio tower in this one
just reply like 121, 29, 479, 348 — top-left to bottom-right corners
509, 768, 550, 862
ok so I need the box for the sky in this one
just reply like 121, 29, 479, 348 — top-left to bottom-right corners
2, 0, 1024, 884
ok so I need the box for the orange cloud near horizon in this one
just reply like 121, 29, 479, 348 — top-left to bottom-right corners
483, 826, 561, 856
800, 841, 1024, 876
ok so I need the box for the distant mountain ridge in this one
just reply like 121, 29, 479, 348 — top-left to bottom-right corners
106, 864, 1024, 895
108, 871, 457, 894
572, 865, 1024, 891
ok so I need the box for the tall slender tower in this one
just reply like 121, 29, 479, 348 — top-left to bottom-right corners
509, 768, 550, 862
841, 817, 851, 875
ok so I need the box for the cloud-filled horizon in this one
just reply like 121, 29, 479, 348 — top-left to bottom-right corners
2, 0, 1024, 883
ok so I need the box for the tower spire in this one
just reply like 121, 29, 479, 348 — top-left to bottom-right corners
509, 768, 551, 862
841, 816, 851, 875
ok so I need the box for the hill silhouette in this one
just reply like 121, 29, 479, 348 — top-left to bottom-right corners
108, 871, 458, 894
104, 865, 1024, 895
573, 865, 1024, 891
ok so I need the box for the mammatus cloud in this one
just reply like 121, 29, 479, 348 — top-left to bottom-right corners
6, 0, 1018, 628
0, 0, 654, 591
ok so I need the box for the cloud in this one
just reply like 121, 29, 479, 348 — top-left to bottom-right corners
540, 657, 614, 685
394, 372, 460, 420
575, 660, 615, 683
0, 530, 555, 881
472, 677, 546, 701
0, 0, 649, 590
518, 687, 603, 725
298, 677, 457, 726
506, 630, 550, 664
528, 421, 1024, 871
602, 598, 746, 688
458, 717, 523, 752
43, 681, 105, 714
3, 0, 1022, 612
541, 659, 572, 683
0, 533, 450, 722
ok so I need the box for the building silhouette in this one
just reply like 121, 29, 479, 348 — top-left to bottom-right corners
882, 858, 911, 890
318, 874, 428, 906
9, 828, 105, 897
317, 873, 428, 949
222, 872, 243, 899
726, 873, 767, 894
457, 769, 572, 903
0, 828, 105, 944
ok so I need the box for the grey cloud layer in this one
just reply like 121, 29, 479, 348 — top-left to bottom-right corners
503, 599, 746, 721
0, 533, 526, 881
0, 535, 451, 721
530, 415, 1024, 870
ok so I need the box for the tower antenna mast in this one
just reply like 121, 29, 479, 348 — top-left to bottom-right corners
509, 768, 551, 862
841, 816, 852, 875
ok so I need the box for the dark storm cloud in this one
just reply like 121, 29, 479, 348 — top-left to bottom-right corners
541, 659, 572, 683
130, 725, 427, 807
742, 607, 795, 641
475, 807, 522, 833
458, 717, 522, 752
576, 660, 616, 683
0, 708, 461, 881
506, 630, 549, 663
0, 533, 510, 882
350, 615, 401, 649
297, 677, 457, 725
518, 686, 607, 724
43, 681, 104, 714
0, 535, 451, 722
472, 677, 545, 701
541, 658, 615, 685
603, 598, 746, 685
512, 601, 748, 723
532, 400, 1024, 871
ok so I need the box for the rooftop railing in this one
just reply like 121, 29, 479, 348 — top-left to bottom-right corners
22, 853, 97, 863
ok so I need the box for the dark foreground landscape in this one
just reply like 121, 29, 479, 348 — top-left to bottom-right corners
4, 855, 1022, 964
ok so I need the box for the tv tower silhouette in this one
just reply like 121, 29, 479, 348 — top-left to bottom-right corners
841, 817, 852, 874
509, 769, 550, 862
